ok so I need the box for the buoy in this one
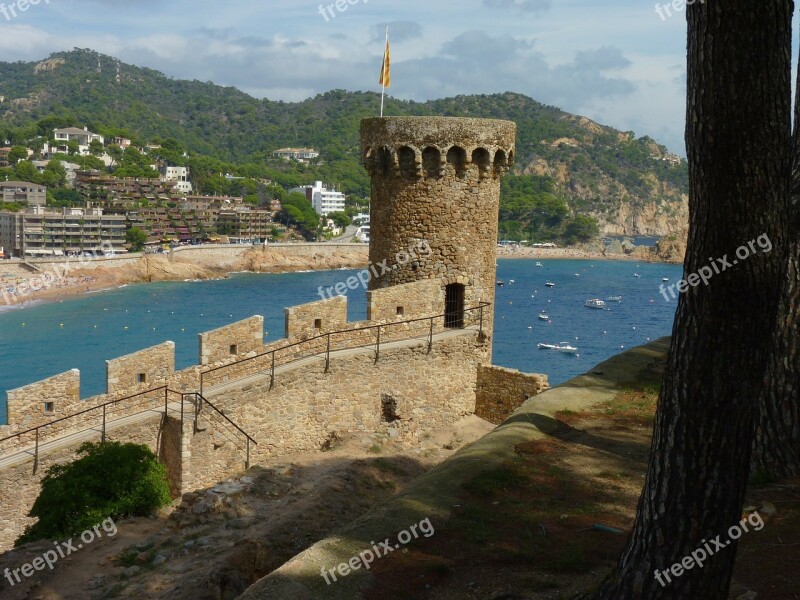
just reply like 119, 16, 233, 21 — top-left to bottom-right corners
124, 326, 128, 330
59, 323, 64, 327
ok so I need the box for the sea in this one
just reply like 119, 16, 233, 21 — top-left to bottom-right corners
0, 259, 683, 425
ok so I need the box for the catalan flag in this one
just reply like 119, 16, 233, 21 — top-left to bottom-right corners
379, 32, 391, 89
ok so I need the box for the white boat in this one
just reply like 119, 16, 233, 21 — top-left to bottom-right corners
662, 277, 669, 282
634, 273, 641, 278
607, 295, 623, 302
536, 262, 543, 267
538, 312, 549, 321
538, 342, 578, 353
584, 298, 606, 309
509, 279, 515, 284
497, 280, 505, 287
545, 281, 556, 287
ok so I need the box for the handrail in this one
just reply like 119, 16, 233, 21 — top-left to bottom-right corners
188, 392, 257, 469
0, 385, 171, 445
199, 302, 491, 394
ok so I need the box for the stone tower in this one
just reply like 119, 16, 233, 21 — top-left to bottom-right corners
361, 116, 516, 340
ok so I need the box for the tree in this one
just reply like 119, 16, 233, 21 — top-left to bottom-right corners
587, 3, 791, 599
7, 145, 28, 165
16, 442, 172, 545
66, 140, 80, 156
562, 215, 599, 244
328, 211, 351, 228
42, 160, 67, 188
89, 139, 105, 156
126, 227, 148, 251
107, 143, 124, 167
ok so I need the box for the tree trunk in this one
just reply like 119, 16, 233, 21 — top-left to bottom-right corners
588, 2, 792, 598
753, 29, 800, 479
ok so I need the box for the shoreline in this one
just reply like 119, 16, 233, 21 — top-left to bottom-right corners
1, 244, 677, 313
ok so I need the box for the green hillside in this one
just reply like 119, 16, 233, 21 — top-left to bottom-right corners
0, 49, 689, 239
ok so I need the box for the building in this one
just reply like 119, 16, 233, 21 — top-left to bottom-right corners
216, 207, 275, 243
273, 148, 320, 162
74, 171, 177, 206
290, 181, 346, 216
0, 181, 47, 206
0, 205, 127, 257
32, 160, 82, 185
111, 137, 132, 149
161, 166, 193, 194
52, 127, 105, 156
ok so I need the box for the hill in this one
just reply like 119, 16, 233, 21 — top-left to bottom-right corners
0, 49, 688, 237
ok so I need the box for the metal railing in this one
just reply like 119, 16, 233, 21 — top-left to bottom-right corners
186, 392, 257, 469
199, 302, 490, 395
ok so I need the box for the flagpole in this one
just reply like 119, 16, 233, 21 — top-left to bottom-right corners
380, 26, 388, 117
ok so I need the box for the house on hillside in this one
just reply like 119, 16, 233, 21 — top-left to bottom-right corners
51, 127, 105, 156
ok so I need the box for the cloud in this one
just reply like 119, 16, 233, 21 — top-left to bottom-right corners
482, 0, 551, 13
370, 21, 423, 43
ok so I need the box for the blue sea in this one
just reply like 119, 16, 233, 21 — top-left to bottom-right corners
0, 259, 683, 424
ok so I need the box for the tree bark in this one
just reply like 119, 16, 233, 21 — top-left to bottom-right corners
587, 2, 792, 598
753, 20, 800, 479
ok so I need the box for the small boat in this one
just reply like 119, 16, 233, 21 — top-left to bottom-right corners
538, 312, 549, 321
634, 273, 641, 278
662, 277, 669, 282
538, 342, 578, 353
509, 279, 515, 284
535, 262, 543, 267
607, 295, 623, 302
585, 298, 607, 309
497, 280, 505, 287
545, 281, 556, 287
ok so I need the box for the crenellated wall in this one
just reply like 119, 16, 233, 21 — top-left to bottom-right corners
199, 316, 265, 365
284, 296, 348, 340
5, 370, 81, 434
106, 342, 175, 396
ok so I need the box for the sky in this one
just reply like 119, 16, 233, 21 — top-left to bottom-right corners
0, 0, 699, 154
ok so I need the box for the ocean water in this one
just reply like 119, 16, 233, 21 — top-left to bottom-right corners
0, 259, 683, 425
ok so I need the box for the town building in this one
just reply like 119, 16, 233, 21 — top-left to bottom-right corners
0, 181, 47, 206
74, 171, 177, 206
0, 205, 127, 257
32, 160, 83, 185
216, 207, 275, 243
51, 127, 105, 156
290, 181, 346, 216
161, 165, 193, 194
273, 148, 320, 162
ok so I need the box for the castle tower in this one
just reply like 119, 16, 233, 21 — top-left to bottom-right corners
361, 116, 516, 340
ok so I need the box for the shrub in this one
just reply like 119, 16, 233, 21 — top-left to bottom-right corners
17, 442, 172, 546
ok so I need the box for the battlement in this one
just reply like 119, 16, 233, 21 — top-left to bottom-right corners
361, 116, 515, 180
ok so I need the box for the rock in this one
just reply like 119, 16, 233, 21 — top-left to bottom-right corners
212, 482, 247, 496
736, 591, 758, 600
167, 562, 192, 574
152, 554, 167, 566
192, 500, 211, 515
135, 552, 151, 565
240, 476, 254, 484
759, 502, 777, 516
124, 566, 141, 578
181, 492, 199, 503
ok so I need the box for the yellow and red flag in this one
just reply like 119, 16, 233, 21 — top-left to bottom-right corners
379, 32, 390, 89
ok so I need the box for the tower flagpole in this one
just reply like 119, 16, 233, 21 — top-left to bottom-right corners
379, 26, 389, 117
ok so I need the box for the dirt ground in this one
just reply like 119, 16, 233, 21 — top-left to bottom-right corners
358, 377, 800, 600
0, 416, 493, 600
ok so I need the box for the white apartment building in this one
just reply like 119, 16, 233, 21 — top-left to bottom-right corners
161, 166, 193, 194
290, 181, 346, 216
273, 148, 320, 162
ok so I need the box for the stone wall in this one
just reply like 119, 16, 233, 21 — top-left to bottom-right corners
474, 364, 550, 425
0, 412, 164, 551
284, 295, 348, 340
106, 342, 175, 396
199, 316, 265, 366
5, 370, 80, 434
367, 279, 443, 322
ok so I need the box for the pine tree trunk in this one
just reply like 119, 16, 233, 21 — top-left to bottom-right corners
752, 33, 800, 479
587, 2, 792, 598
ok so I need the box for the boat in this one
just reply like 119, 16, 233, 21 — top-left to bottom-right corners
535, 262, 543, 267
584, 298, 606, 309
634, 273, 641, 278
497, 280, 505, 287
538, 312, 549, 321
662, 277, 670, 282
509, 279, 515, 284
538, 342, 578, 353
545, 281, 556, 287
607, 295, 623, 302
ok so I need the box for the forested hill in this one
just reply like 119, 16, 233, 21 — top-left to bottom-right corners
0, 49, 688, 237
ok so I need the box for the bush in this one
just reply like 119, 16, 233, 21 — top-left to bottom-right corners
17, 442, 172, 546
